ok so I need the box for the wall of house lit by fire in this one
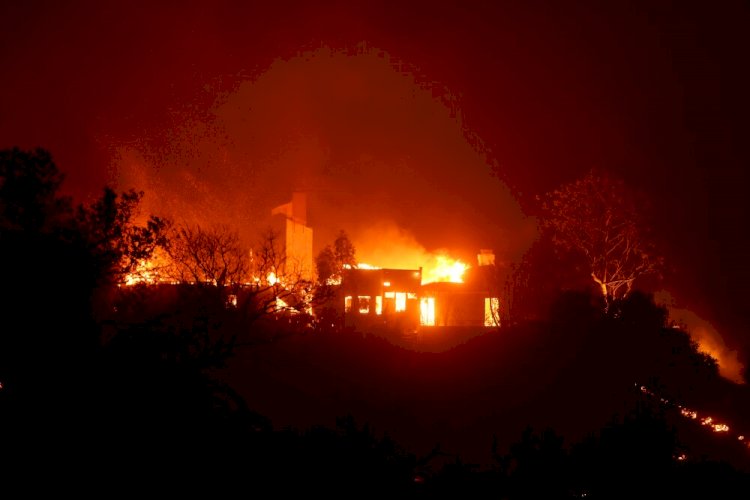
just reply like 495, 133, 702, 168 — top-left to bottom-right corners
340, 249, 500, 330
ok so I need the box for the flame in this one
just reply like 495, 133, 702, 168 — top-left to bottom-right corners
122, 254, 173, 286
349, 221, 470, 284
680, 408, 698, 420
344, 256, 468, 284
641, 384, 742, 445
344, 263, 380, 270
422, 255, 469, 284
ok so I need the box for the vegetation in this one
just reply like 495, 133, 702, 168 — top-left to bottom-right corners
540, 169, 662, 306
315, 229, 357, 283
0, 148, 747, 493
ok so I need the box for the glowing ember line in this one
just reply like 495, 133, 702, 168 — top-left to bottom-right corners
637, 383, 744, 450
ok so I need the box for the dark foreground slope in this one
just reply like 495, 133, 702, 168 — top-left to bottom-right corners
223, 293, 750, 471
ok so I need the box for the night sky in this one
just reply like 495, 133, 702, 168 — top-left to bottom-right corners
2, 1, 748, 369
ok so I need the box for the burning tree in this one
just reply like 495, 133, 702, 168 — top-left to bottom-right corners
540, 169, 661, 305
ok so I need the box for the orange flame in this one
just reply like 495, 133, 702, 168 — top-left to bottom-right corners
422, 255, 469, 284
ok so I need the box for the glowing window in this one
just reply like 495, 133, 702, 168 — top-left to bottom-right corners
383, 281, 391, 287
420, 297, 435, 326
484, 297, 500, 327
358, 296, 371, 314
344, 296, 353, 313
395, 292, 407, 312
375, 296, 382, 315
384, 291, 395, 299
407, 292, 417, 299
227, 294, 238, 308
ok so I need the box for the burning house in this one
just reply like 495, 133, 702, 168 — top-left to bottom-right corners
120, 187, 501, 338
420, 249, 500, 328
342, 267, 423, 332
337, 249, 501, 336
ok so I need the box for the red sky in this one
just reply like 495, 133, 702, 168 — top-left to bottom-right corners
1, 0, 748, 364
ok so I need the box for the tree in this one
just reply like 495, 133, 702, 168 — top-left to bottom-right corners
76, 187, 168, 285
249, 228, 316, 318
315, 230, 357, 284
540, 169, 661, 305
0, 147, 70, 233
165, 223, 248, 290
312, 231, 357, 330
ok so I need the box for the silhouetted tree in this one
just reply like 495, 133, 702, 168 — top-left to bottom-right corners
76, 187, 168, 284
315, 229, 357, 284
248, 228, 316, 319
165, 223, 248, 290
0, 147, 70, 232
0, 148, 176, 471
540, 169, 661, 306
311, 230, 357, 332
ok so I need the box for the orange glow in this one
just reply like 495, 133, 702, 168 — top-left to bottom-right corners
122, 253, 174, 286
276, 297, 288, 309
349, 222, 476, 285
641, 383, 747, 452
422, 255, 469, 284
655, 291, 745, 384
267, 272, 278, 286
123, 261, 155, 286
344, 263, 380, 270
395, 292, 407, 312
484, 297, 500, 327
358, 295, 371, 314
420, 297, 435, 326
680, 408, 698, 419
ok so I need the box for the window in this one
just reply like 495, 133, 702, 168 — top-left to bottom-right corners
358, 296, 371, 314
395, 292, 407, 312
484, 297, 500, 327
420, 297, 435, 326
344, 296, 353, 313
384, 291, 395, 299
375, 296, 383, 315
226, 294, 238, 308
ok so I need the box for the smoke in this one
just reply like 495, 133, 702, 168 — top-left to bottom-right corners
655, 290, 745, 384
113, 45, 535, 266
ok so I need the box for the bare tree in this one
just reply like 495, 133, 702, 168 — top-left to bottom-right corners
249, 228, 316, 318
165, 223, 248, 290
540, 169, 661, 305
